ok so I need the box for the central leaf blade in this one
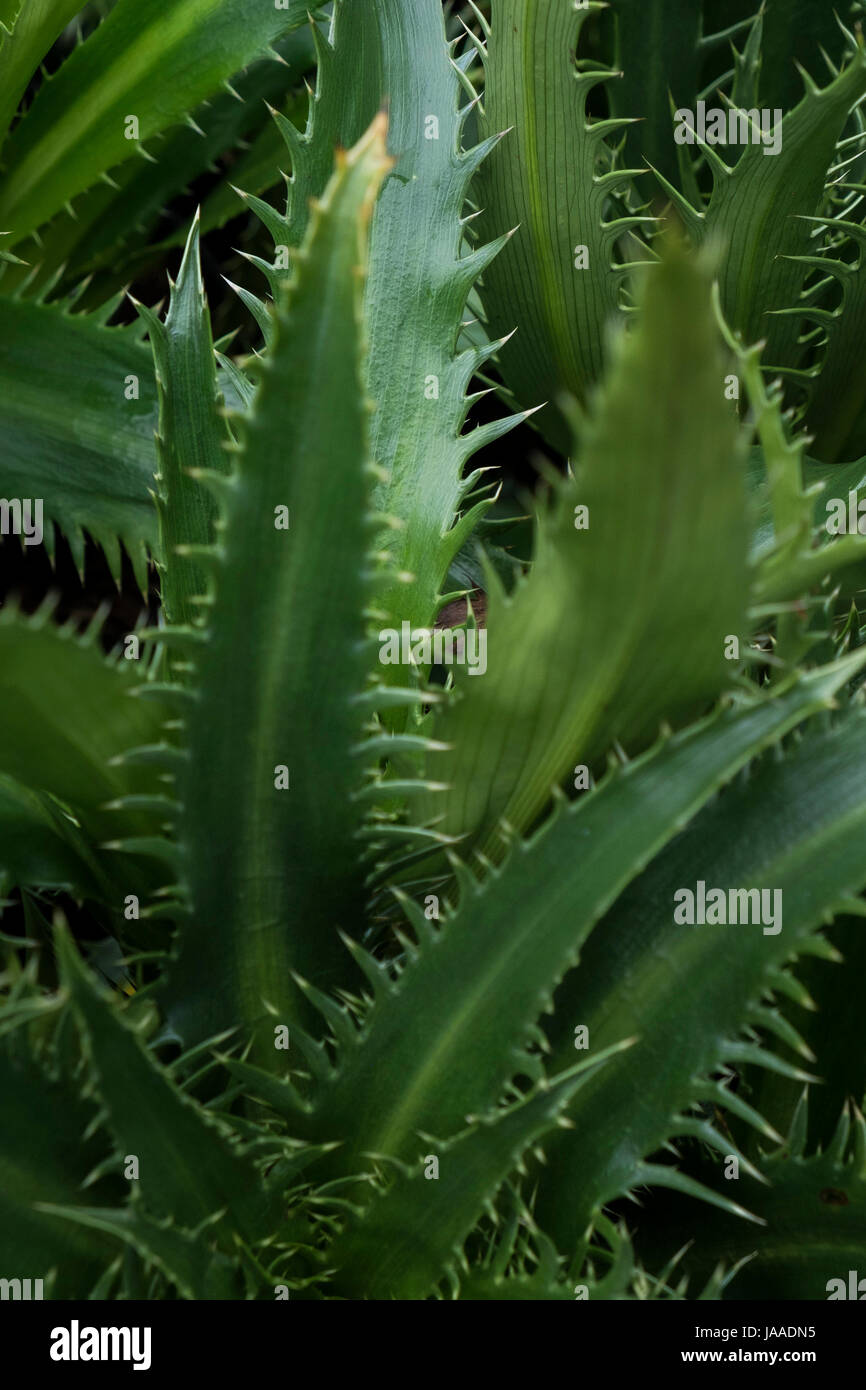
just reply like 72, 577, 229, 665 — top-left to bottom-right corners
161, 119, 392, 1052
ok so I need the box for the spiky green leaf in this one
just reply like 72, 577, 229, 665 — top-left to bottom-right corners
424, 239, 749, 855
57, 924, 277, 1248
160, 118, 392, 1052
0, 0, 321, 243
475, 0, 650, 451
534, 709, 866, 1250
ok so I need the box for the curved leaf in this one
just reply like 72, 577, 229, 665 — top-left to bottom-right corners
0, 0, 320, 242
251, 659, 858, 1171
643, 1097, 866, 1301
475, 0, 650, 451
325, 1055, 616, 1300
0, 1035, 122, 1298
0, 774, 109, 901
2, 27, 316, 301
0, 0, 83, 153
533, 708, 866, 1251
36, 1201, 245, 1300
666, 45, 866, 370
424, 239, 749, 855
56, 924, 278, 1249
0, 294, 158, 585
0, 616, 172, 901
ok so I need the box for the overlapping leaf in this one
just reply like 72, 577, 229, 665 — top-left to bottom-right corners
237, 658, 857, 1176
640, 1096, 866, 1301
0, 616, 169, 852
57, 925, 277, 1248
665, 42, 866, 370
423, 239, 749, 856
0, 1, 83, 151
608, 0, 702, 189
160, 118, 393, 1053
0, 0, 321, 243
0, 27, 316, 302
136, 216, 228, 630
475, 0, 651, 452
0, 294, 158, 584
0, 1031, 123, 1298
533, 708, 866, 1251
246, 0, 526, 639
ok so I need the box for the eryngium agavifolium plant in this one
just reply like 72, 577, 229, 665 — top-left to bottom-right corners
1, 0, 866, 1302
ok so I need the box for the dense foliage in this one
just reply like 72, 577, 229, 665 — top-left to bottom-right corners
2, 0, 866, 1300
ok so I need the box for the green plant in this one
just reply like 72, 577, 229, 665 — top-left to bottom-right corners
2, 0, 866, 1301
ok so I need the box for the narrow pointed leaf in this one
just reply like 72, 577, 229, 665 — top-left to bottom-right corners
161, 119, 392, 1052
38, 1203, 244, 1300
476, 0, 648, 451
139, 217, 228, 630
250, 0, 523, 639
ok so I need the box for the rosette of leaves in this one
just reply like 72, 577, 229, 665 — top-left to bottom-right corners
1, 0, 866, 1302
